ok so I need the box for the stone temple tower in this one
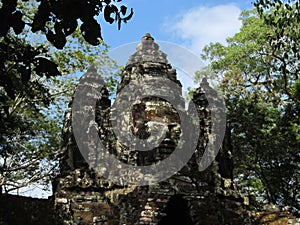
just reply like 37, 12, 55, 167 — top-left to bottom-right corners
54, 34, 250, 225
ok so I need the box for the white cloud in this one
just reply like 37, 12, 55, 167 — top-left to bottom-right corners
165, 4, 242, 54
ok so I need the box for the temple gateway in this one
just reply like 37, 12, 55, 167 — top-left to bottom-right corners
53, 33, 251, 225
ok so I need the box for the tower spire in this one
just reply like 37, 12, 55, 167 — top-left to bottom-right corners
126, 33, 168, 67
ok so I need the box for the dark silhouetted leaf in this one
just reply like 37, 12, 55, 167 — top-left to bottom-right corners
0, 18, 10, 37
4, 85, 15, 99
61, 19, 78, 36
1, 0, 17, 13
46, 30, 66, 49
123, 8, 134, 23
120, 5, 127, 15
80, 19, 102, 45
20, 66, 31, 83
79, 1, 97, 22
54, 22, 63, 34
118, 17, 121, 30
11, 11, 25, 35
1, 74, 15, 99
35, 57, 60, 77
104, 5, 117, 24
31, 1, 50, 32
46, 30, 55, 43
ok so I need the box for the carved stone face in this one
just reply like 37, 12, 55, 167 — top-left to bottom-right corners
53, 34, 246, 225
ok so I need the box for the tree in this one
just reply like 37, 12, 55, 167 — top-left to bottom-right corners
0, 0, 130, 194
198, 2, 299, 208
0, 0, 133, 48
0, 34, 60, 193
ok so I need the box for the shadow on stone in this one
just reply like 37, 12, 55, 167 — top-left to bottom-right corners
158, 194, 192, 225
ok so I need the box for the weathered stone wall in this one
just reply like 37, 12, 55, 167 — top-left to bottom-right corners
53, 33, 252, 224
0, 194, 54, 225
0, 193, 298, 224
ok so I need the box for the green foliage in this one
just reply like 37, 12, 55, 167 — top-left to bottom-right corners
0, 0, 126, 194
194, 65, 218, 84
200, 4, 300, 208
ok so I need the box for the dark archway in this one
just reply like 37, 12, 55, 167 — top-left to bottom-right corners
158, 194, 193, 225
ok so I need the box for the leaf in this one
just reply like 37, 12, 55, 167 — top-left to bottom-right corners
1, 0, 17, 12
46, 30, 67, 49
292, 45, 297, 54
61, 19, 78, 36
46, 30, 55, 43
120, 5, 127, 15
11, 11, 25, 35
104, 5, 118, 24
80, 19, 102, 45
34, 57, 61, 77
3, 82, 15, 99
123, 8, 134, 23
118, 17, 121, 30
20, 65, 31, 83
0, 13, 10, 36
31, 1, 50, 32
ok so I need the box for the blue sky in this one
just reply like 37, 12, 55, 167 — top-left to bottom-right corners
101, 0, 254, 50
98, 0, 255, 95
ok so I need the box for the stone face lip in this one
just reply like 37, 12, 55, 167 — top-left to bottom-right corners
126, 33, 168, 66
